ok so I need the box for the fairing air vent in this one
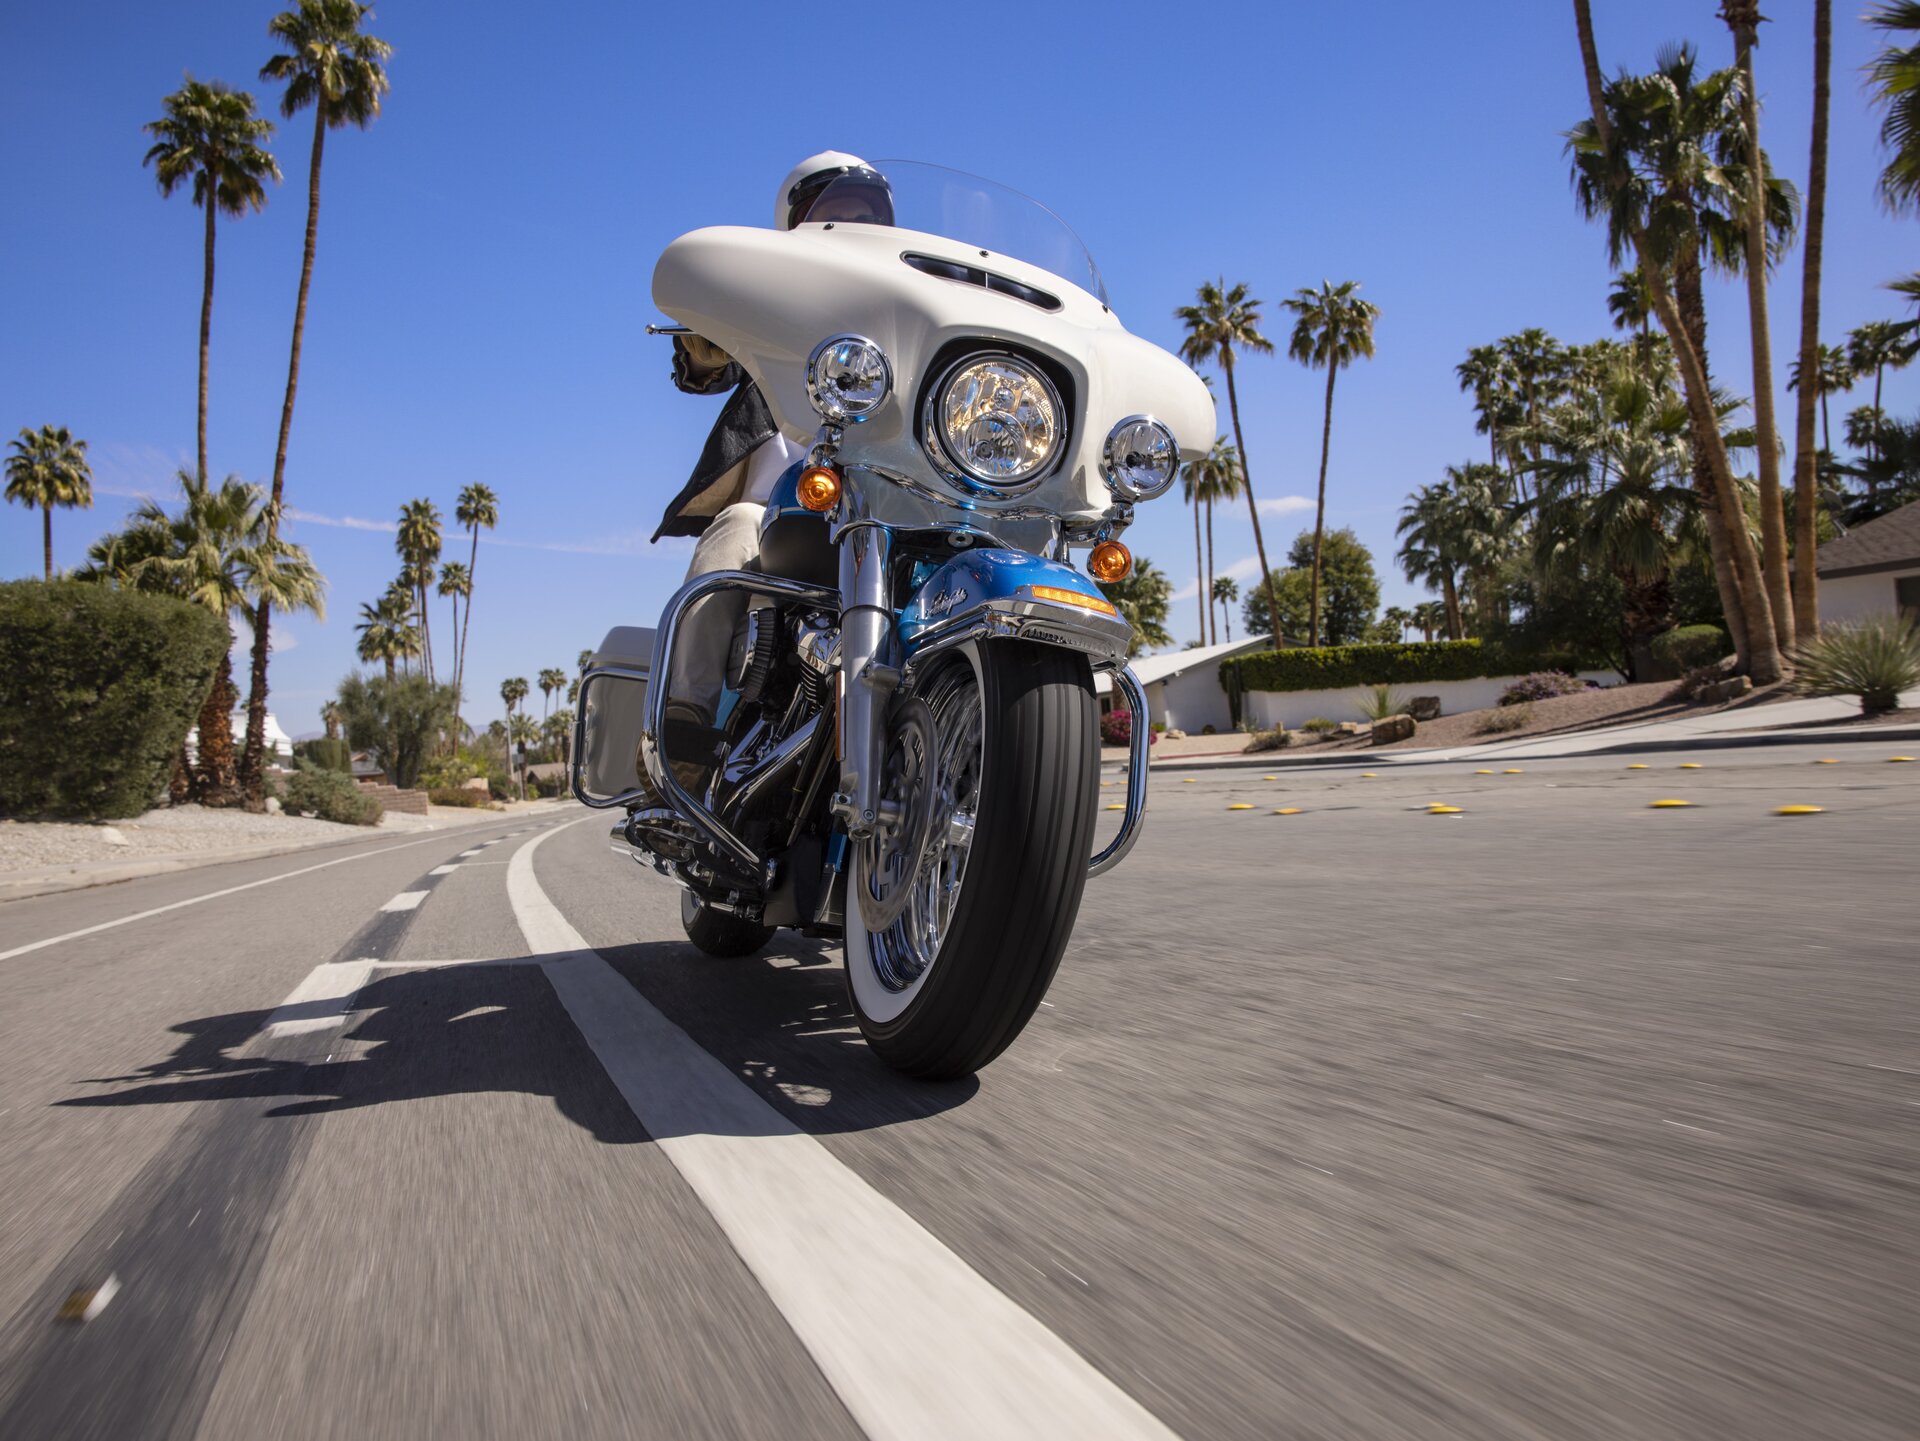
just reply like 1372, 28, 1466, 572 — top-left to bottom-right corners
901, 253, 1063, 313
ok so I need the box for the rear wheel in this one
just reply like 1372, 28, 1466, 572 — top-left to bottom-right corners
680, 890, 773, 958
846, 641, 1098, 1079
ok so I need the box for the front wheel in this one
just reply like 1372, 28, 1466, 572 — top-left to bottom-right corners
846, 641, 1099, 1079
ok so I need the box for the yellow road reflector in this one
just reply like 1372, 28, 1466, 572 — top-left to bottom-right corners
1474, 768, 1494, 775
1815, 758, 1838, 765
1360, 772, 1377, 778
1650, 798, 1693, 808
1891, 756, 1915, 763
1182, 778, 1195, 784
1227, 803, 1254, 811
1774, 804, 1823, 815
1104, 802, 1124, 811
1678, 762, 1703, 769
1261, 775, 1278, 781
1502, 768, 1523, 774
1626, 763, 1649, 769
1427, 804, 1463, 815
1272, 807, 1302, 815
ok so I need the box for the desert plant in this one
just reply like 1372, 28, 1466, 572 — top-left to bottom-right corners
1651, 624, 1728, 674
426, 785, 492, 808
1303, 716, 1337, 733
1499, 671, 1586, 706
1246, 727, 1292, 752
1791, 614, 1920, 713
1354, 683, 1409, 721
1476, 702, 1533, 734
279, 762, 381, 824
294, 736, 351, 772
335, 672, 458, 789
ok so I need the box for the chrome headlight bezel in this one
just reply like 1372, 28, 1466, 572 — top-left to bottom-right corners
1100, 415, 1180, 501
919, 350, 1067, 499
806, 334, 892, 423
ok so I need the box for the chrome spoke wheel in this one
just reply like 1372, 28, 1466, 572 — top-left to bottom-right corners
866, 658, 984, 994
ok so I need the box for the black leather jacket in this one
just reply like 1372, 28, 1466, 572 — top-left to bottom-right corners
651, 337, 780, 540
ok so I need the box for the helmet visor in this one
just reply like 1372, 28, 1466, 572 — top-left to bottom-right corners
789, 168, 894, 229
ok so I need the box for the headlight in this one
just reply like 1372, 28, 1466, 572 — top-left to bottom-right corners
1101, 415, 1178, 501
924, 352, 1063, 492
806, 335, 891, 422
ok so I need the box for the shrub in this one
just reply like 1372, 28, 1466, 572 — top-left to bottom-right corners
280, 764, 383, 825
1221, 639, 1582, 700
295, 737, 352, 773
1476, 702, 1532, 734
1303, 716, 1337, 733
0, 580, 226, 819
1354, 684, 1409, 722
1792, 614, 1920, 714
487, 770, 514, 801
1651, 624, 1728, 674
427, 786, 493, 808
1246, 727, 1292, 752
1499, 671, 1585, 706
1099, 709, 1159, 748
335, 673, 458, 790
420, 753, 479, 791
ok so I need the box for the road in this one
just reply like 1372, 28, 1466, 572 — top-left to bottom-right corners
0, 742, 1914, 1440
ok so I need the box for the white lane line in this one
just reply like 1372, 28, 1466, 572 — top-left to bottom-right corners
0, 828, 523, 964
379, 891, 429, 912
509, 822, 1178, 1441
457, 850, 483, 858
265, 959, 378, 1036
428, 864, 460, 876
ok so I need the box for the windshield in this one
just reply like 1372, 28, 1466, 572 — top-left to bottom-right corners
803, 160, 1107, 304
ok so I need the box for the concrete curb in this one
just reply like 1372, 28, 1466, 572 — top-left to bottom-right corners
1102, 723, 1920, 773
0, 801, 572, 904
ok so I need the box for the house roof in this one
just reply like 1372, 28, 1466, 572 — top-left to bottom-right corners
1094, 634, 1272, 693
1815, 499, 1920, 579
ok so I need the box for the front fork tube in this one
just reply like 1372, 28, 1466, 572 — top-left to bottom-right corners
833, 523, 896, 840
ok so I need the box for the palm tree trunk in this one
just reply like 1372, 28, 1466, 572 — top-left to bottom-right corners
1872, 364, 1885, 463
418, 581, 434, 683
1575, 0, 1781, 683
1820, 393, 1831, 453
448, 590, 461, 751
385, 655, 395, 683
1191, 501, 1206, 644
1440, 571, 1463, 641
1791, 0, 1831, 641
42, 505, 52, 581
459, 524, 479, 702
1204, 498, 1216, 645
1678, 256, 1755, 673
1223, 352, 1282, 649
198, 179, 215, 482
242, 100, 328, 809
192, 639, 240, 806
1727, 8, 1796, 652
1308, 363, 1338, 646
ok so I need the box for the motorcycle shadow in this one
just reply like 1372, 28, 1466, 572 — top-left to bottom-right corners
59, 939, 974, 1144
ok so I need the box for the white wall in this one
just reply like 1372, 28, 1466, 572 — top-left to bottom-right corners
1243, 671, 1617, 731
1820, 571, 1917, 624
1156, 666, 1236, 733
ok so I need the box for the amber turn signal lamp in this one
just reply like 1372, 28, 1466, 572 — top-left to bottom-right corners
796, 466, 841, 513
1087, 540, 1132, 583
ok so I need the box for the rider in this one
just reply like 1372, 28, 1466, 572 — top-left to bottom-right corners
649, 153, 893, 775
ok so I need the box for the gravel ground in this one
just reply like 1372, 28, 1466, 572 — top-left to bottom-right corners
0, 803, 477, 873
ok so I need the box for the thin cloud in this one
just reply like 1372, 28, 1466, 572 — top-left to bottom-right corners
280, 508, 687, 557
284, 507, 395, 533
1257, 495, 1314, 517
1172, 552, 1264, 604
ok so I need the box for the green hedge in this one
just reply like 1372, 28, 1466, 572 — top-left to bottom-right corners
1221, 639, 1587, 702
0, 581, 226, 819
294, 736, 352, 772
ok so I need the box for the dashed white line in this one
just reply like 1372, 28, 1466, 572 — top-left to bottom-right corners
508, 820, 1179, 1441
265, 959, 378, 1036
428, 864, 460, 876
379, 891, 429, 912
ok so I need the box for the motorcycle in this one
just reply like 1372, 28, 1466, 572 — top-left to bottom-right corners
573, 162, 1212, 1079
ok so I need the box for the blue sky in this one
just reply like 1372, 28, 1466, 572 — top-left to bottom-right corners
5, 1, 1915, 737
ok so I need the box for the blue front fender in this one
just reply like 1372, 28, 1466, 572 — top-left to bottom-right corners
896, 549, 1132, 665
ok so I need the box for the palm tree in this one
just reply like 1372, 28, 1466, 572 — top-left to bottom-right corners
1787, 344, 1854, 455
1718, 0, 1797, 649
6, 426, 93, 579
1179, 438, 1233, 643
1211, 576, 1239, 642
1866, 3, 1920, 214
1411, 601, 1446, 643
1456, 343, 1522, 481
1607, 269, 1655, 340
142, 78, 279, 482
453, 482, 498, 706
1846, 320, 1919, 462
355, 588, 415, 681
1382, 605, 1413, 642
320, 698, 342, 740
437, 562, 470, 676
1176, 280, 1282, 650
1094, 558, 1173, 656
1787, 0, 1834, 640
508, 711, 538, 798
501, 675, 528, 727
395, 499, 442, 681
244, 0, 391, 807
1568, 21, 1788, 683
577, 648, 593, 673
1396, 483, 1467, 642
538, 667, 566, 720
1282, 280, 1381, 646
542, 709, 574, 771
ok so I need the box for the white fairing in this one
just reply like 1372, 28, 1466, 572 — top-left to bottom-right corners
652, 221, 1215, 522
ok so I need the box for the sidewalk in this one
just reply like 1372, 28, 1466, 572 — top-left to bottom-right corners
0, 799, 575, 903
1102, 691, 1920, 773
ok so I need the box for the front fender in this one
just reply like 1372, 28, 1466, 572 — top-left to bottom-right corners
897, 549, 1131, 666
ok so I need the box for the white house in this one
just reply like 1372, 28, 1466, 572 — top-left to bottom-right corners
1095, 635, 1271, 734
1814, 499, 1920, 623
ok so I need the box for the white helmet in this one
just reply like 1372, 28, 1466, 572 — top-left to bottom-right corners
776, 151, 892, 230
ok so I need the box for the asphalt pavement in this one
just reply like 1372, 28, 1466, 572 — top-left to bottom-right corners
0, 744, 1914, 1440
